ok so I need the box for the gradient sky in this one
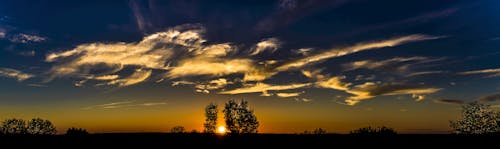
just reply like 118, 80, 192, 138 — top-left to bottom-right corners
1, 0, 500, 134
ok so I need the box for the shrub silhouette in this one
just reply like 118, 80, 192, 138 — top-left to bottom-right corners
450, 102, 500, 134
66, 127, 89, 136
171, 126, 186, 133
350, 126, 396, 135
1, 118, 27, 135
27, 118, 56, 135
313, 128, 327, 134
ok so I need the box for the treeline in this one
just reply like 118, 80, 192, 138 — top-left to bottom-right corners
0, 118, 88, 135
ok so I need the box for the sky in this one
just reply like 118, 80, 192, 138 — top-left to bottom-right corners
0, 0, 500, 134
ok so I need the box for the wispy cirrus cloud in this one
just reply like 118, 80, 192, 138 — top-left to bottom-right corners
0, 67, 34, 81
9, 33, 46, 43
249, 38, 280, 55
219, 82, 311, 95
458, 68, 500, 78
276, 91, 304, 98
276, 35, 443, 72
45, 24, 444, 105
433, 99, 465, 105
343, 57, 427, 71
310, 73, 441, 105
477, 93, 500, 103
84, 100, 167, 110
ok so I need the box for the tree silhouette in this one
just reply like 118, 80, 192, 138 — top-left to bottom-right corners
1, 118, 27, 135
27, 118, 56, 135
450, 102, 500, 134
66, 127, 89, 136
223, 99, 259, 134
224, 100, 240, 134
203, 103, 218, 133
171, 126, 186, 133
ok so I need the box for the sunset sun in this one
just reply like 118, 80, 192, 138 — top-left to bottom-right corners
217, 126, 226, 134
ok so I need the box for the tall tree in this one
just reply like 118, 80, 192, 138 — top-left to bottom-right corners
1, 118, 27, 134
27, 118, 56, 135
450, 102, 500, 134
204, 103, 218, 133
223, 99, 259, 134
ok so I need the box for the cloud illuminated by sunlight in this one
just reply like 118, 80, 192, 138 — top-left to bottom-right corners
219, 82, 311, 95
0, 67, 34, 81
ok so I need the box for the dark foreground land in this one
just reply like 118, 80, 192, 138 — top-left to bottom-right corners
1, 134, 499, 147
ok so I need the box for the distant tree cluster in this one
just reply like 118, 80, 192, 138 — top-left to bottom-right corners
302, 128, 327, 135
171, 126, 186, 133
1, 118, 56, 135
450, 102, 500, 134
66, 127, 89, 136
350, 126, 397, 135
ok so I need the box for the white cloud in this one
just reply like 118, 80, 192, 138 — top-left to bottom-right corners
276, 91, 304, 98
219, 82, 311, 95
9, 33, 46, 43
250, 38, 280, 55
0, 67, 34, 81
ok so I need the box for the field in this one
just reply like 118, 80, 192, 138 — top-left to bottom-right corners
1, 134, 499, 147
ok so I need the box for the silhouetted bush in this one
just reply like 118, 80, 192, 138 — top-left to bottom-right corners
313, 128, 327, 134
27, 118, 56, 135
350, 126, 397, 135
450, 102, 500, 134
1, 118, 27, 135
66, 127, 89, 136
171, 126, 186, 133
1, 118, 57, 135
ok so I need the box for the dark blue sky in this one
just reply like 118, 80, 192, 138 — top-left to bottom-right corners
0, 0, 499, 133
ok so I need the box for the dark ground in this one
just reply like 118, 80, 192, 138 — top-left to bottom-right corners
1, 133, 499, 148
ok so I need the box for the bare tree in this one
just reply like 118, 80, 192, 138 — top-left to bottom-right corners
223, 99, 259, 134
203, 103, 218, 133
1, 118, 27, 134
450, 102, 500, 134
27, 118, 56, 135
